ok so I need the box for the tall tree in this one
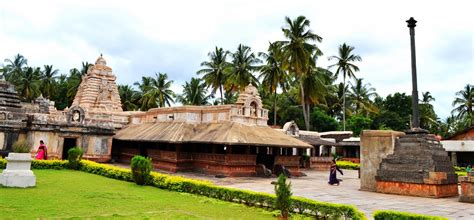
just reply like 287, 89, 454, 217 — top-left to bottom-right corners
451, 84, 473, 125
197, 47, 230, 104
349, 78, 377, 115
138, 73, 175, 110
259, 42, 287, 125
66, 68, 82, 105
176, 77, 212, 105
3, 54, 28, 81
280, 15, 322, 130
227, 44, 260, 91
421, 91, 435, 104
17, 67, 41, 101
329, 43, 361, 131
40, 65, 59, 99
118, 84, 139, 111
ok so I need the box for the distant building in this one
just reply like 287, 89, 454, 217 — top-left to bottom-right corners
441, 126, 474, 166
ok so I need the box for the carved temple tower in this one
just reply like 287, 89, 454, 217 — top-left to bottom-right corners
72, 55, 122, 112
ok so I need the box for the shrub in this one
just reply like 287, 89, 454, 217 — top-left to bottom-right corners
275, 174, 292, 219
131, 155, 152, 185
67, 147, 83, 170
12, 140, 30, 153
373, 210, 447, 220
337, 161, 360, 170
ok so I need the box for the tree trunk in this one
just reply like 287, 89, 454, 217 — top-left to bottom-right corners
219, 85, 224, 105
343, 74, 346, 131
299, 80, 310, 130
274, 89, 277, 126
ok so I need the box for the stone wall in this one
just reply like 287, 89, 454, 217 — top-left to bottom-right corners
360, 130, 404, 192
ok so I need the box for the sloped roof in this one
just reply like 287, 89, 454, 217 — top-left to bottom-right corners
114, 121, 312, 148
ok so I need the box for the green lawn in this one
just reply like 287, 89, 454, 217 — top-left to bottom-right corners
0, 170, 277, 219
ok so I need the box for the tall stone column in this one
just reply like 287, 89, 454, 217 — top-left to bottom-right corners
407, 17, 420, 129
451, 152, 458, 166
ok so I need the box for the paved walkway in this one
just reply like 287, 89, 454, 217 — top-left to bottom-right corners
171, 169, 474, 219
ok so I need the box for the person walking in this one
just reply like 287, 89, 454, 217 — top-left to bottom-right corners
35, 140, 48, 160
328, 159, 343, 185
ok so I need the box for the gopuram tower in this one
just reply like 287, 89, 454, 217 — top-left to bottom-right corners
72, 54, 122, 112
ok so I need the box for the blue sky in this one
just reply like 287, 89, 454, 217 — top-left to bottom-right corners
1, 0, 472, 119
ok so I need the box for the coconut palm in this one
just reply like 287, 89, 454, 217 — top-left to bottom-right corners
138, 73, 175, 110
118, 84, 139, 111
3, 54, 28, 81
227, 44, 260, 91
280, 15, 322, 130
421, 91, 435, 104
66, 68, 82, 105
451, 84, 473, 125
17, 67, 41, 101
197, 47, 230, 104
176, 77, 212, 105
259, 42, 287, 125
40, 65, 59, 99
80, 62, 92, 75
329, 43, 362, 130
349, 78, 378, 115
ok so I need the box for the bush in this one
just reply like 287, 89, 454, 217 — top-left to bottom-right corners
275, 174, 292, 219
67, 147, 83, 170
373, 210, 447, 220
12, 140, 30, 153
337, 161, 360, 170
131, 155, 152, 185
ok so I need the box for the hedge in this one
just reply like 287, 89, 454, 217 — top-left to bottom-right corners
373, 210, 448, 220
337, 161, 360, 170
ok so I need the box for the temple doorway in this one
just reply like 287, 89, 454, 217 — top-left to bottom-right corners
256, 147, 274, 170
62, 138, 77, 159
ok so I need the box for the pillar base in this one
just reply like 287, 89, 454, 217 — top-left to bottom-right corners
376, 180, 458, 198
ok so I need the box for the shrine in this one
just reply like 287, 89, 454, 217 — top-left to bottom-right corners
113, 84, 312, 176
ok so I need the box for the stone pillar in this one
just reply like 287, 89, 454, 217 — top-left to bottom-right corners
319, 145, 324, 156
451, 152, 457, 166
360, 130, 405, 192
330, 146, 336, 155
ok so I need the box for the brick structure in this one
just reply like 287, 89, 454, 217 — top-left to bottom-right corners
459, 172, 474, 203
375, 130, 458, 198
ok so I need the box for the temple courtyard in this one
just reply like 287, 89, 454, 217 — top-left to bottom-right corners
169, 169, 474, 219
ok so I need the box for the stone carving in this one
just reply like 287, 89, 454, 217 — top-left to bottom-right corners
67, 106, 85, 124
72, 55, 122, 112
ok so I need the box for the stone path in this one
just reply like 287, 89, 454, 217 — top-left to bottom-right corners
171, 169, 474, 219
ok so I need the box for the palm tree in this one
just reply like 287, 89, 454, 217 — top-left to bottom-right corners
259, 42, 287, 125
227, 44, 260, 91
118, 85, 139, 111
17, 67, 41, 101
280, 15, 322, 130
197, 47, 230, 104
40, 65, 59, 99
349, 78, 377, 115
451, 84, 473, 125
80, 62, 92, 75
176, 77, 212, 105
3, 54, 28, 82
138, 73, 175, 110
66, 68, 82, 105
421, 91, 435, 104
329, 43, 362, 130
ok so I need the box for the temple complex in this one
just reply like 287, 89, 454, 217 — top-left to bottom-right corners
0, 55, 130, 162
0, 56, 313, 177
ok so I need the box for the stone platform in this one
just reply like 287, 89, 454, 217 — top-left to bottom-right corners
375, 130, 458, 198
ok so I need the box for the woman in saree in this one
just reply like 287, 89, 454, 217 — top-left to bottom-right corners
35, 140, 48, 160
328, 159, 343, 185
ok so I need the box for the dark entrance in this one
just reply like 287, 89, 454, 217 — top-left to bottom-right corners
62, 138, 77, 159
256, 147, 275, 170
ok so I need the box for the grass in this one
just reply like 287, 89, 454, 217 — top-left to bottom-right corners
0, 169, 283, 219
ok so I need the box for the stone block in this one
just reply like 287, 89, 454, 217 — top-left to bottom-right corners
359, 130, 404, 192
376, 181, 458, 198
0, 153, 36, 188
